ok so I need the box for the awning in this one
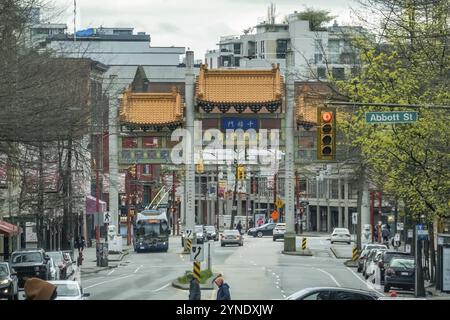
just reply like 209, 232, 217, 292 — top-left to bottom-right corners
0, 220, 20, 236
86, 195, 107, 215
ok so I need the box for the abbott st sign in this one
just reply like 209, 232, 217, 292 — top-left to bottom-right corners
365, 111, 418, 124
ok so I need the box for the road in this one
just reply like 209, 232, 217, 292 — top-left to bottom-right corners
75, 235, 388, 300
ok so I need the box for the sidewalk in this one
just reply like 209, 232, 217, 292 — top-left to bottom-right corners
79, 241, 132, 276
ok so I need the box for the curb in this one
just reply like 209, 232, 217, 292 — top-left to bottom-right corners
344, 260, 358, 268
282, 249, 313, 256
330, 247, 352, 260
171, 273, 221, 291
80, 251, 129, 275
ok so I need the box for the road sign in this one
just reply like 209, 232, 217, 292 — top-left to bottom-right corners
190, 244, 204, 262
394, 233, 400, 242
103, 211, 111, 224
405, 244, 411, 253
184, 229, 193, 238
365, 111, 418, 124
271, 210, 279, 221
352, 212, 358, 225
407, 229, 413, 238
397, 222, 404, 231
275, 198, 284, 209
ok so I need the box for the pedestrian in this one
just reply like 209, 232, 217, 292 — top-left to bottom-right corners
214, 276, 231, 300
248, 218, 253, 229
79, 236, 86, 252
382, 227, 390, 248
236, 221, 242, 235
24, 278, 57, 300
188, 275, 201, 300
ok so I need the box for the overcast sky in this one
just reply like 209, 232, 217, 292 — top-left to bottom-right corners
51, 0, 362, 59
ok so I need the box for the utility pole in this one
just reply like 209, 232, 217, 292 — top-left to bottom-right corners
184, 51, 196, 233
273, 173, 277, 220
284, 49, 296, 252
216, 163, 219, 229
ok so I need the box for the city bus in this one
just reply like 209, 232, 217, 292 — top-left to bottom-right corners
133, 209, 170, 252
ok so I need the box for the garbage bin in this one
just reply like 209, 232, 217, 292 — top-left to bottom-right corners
96, 243, 109, 267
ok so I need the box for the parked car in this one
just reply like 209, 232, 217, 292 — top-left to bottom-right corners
48, 257, 60, 281
248, 223, 276, 238
286, 287, 382, 300
357, 244, 387, 272
0, 262, 19, 300
330, 228, 351, 244
221, 230, 243, 247
383, 256, 415, 292
273, 223, 286, 241
378, 251, 414, 285
194, 225, 206, 244
365, 249, 386, 281
9, 249, 51, 287
49, 280, 90, 300
362, 248, 385, 277
204, 225, 218, 241
47, 251, 68, 279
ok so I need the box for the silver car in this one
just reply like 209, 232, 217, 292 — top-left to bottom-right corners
49, 280, 90, 300
221, 230, 243, 247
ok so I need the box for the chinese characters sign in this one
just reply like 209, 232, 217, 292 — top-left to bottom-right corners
221, 118, 258, 130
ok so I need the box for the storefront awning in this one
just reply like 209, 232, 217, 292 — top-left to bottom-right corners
0, 220, 20, 236
86, 195, 107, 215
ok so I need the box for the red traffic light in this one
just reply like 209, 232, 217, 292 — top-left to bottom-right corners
322, 112, 333, 123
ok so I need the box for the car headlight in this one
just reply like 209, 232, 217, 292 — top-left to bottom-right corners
0, 279, 9, 285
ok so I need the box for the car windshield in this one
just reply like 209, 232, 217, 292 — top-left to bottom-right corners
334, 229, 349, 234
47, 253, 64, 264
195, 226, 203, 232
53, 283, 80, 296
276, 224, 286, 229
205, 226, 215, 232
390, 258, 415, 269
0, 264, 9, 276
136, 221, 168, 237
11, 252, 42, 263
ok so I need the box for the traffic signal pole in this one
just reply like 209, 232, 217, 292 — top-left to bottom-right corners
283, 50, 296, 252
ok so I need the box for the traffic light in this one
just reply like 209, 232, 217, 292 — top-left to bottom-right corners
128, 165, 137, 178
237, 165, 245, 180
317, 106, 336, 161
196, 160, 204, 173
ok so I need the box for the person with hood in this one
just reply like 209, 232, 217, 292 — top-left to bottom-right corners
24, 278, 57, 300
188, 275, 201, 300
214, 276, 231, 300
236, 221, 243, 235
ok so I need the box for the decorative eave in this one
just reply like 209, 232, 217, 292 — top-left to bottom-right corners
119, 86, 183, 131
195, 64, 283, 113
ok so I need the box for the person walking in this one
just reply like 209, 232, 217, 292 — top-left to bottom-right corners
382, 226, 390, 248
79, 236, 86, 252
214, 276, 231, 300
236, 221, 242, 235
188, 275, 201, 300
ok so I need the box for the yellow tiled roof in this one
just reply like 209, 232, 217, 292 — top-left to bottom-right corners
297, 94, 325, 124
196, 64, 283, 104
119, 87, 183, 125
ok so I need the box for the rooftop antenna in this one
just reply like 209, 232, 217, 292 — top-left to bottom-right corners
267, 3, 276, 25
73, 0, 77, 42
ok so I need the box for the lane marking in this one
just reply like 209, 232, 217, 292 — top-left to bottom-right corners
346, 267, 380, 293
107, 269, 115, 276
152, 283, 171, 292
134, 265, 144, 273
84, 274, 134, 290
316, 268, 342, 287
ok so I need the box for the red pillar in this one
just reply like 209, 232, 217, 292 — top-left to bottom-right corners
370, 191, 374, 242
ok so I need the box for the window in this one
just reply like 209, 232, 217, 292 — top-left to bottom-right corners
142, 137, 158, 148
233, 43, 241, 55
248, 41, 256, 58
332, 67, 345, 80
314, 53, 323, 64
331, 179, 339, 199
328, 40, 340, 53
276, 39, 288, 59
332, 291, 374, 300
122, 137, 137, 148
317, 67, 326, 79
260, 41, 265, 58
234, 57, 240, 67
315, 39, 323, 53
210, 58, 213, 68
302, 291, 331, 300
141, 164, 152, 175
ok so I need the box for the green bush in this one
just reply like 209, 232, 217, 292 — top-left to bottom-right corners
177, 269, 213, 284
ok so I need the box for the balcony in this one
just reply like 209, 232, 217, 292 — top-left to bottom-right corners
119, 148, 176, 164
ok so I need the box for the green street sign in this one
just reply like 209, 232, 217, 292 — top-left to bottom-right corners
365, 111, 418, 124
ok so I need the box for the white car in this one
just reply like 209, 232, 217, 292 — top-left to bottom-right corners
330, 228, 351, 244
49, 280, 90, 300
365, 249, 386, 282
273, 223, 286, 241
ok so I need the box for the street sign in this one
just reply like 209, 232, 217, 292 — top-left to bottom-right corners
275, 198, 284, 209
417, 224, 429, 240
408, 229, 413, 238
394, 233, 400, 242
365, 111, 418, 124
103, 212, 111, 224
397, 222, 404, 231
405, 244, 411, 253
352, 212, 358, 225
190, 244, 204, 262
184, 229, 193, 238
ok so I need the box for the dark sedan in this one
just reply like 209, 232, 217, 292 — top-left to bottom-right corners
0, 262, 19, 300
384, 257, 415, 292
247, 223, 276, 237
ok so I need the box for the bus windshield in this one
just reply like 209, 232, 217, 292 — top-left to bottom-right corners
136, 220, 168, 237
